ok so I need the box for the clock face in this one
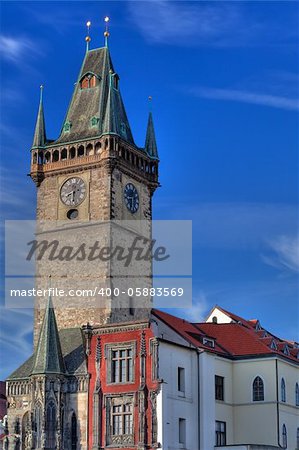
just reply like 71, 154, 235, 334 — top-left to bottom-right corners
60, 177, 86, 206
124, 183, 139, 213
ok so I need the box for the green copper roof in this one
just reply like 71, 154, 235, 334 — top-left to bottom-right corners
55, 46, 134, 145
7, 328, 86, 380
32, 87, 46, 148
31, 295, 66, 375
102, 73, 134, 142
145, 112, 158, 159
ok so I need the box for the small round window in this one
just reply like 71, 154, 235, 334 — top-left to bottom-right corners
67, 209, 78, 220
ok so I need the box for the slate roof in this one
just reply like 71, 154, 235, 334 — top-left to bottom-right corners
7, 328, 86, 380
145, 112, 158, 159
32, 295, 65, 375
53, 47, 134, 146
32, 89, 46, 148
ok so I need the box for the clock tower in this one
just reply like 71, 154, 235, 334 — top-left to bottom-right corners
30, 30, 159, 343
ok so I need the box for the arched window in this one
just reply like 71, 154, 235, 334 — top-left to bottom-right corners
296, 382, 299, 406
61, 148, 67, 160
212, 316, 218, 323
253, 376, 264, 401
282, 424, 287, 449
52, 150, 59, 162
281, 378, 286, 402
34, 404, 42, 448
80, 73, 97, 89
70, 147, 76, 159
46, 401, 56, 449
78, 145, 84, 157
71, 412, 77, 450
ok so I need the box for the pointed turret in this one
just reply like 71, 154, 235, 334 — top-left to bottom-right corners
32, 85, 46, 148
145, 112, 158, 159
32, 293, 65, 375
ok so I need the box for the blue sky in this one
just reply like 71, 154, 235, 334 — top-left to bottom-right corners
0, 1, 298, 379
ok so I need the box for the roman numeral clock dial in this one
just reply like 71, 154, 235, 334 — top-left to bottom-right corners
60, 177, 86, 207
124, 183, 139, 213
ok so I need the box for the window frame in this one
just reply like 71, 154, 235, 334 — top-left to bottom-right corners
105, 341, 136, 385
296, 382, 299, 406
281, 378, 286, 403
215, 420, 226, 447
252, 376, 264, 402
215, 375, 224, 401
178, 367, 185, 395
106, 395, 134, 446
178, 418, 186, 446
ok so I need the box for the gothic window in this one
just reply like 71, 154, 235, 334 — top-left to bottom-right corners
70, 147, 76, 159
281, 378, 286, 402
120, 122, 127, 139
46, 401, 56, 449
282, 424, 287, 449
253, 376, 264, 401
34, 404, 42, 448
78, 145, 84, 157
71, 412, 77, 450
61, 148, 67, 160
296, 383, 299, 406
80, 73, 98, 89
52, 150, 59, 162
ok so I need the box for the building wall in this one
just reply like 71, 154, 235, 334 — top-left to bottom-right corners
159, 341, 199, 450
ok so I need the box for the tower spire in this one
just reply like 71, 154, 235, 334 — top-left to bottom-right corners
145, 98, 158, 159
32, 85, 46, 148
32, 284, 65, 375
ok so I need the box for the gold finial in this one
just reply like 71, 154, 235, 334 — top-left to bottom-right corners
85, 21, 91, 51
104, 16, 110, 47
148, 95, 153, 111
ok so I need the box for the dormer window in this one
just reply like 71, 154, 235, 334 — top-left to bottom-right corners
90, 116, 99, 128
283, 344, 290, 356
203, 337, 215, 348
80, 73, 98, 89
255, 321, 261, 331
270, 339, 278, 350
64, 121, 72, 133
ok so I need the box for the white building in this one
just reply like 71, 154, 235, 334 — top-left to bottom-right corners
153, 306, 299, 450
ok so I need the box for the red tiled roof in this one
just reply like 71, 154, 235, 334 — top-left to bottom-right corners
152, 309, 227, 355
152, 308, 298, 363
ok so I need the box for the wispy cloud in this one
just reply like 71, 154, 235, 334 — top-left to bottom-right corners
262, 235, 299, 273
180, 292, 209, 323
156, 201, 297, 251
0, 35, 41, 64
127, 1, 297, 47
188, 86, 299, 111
0, 307, 33, 379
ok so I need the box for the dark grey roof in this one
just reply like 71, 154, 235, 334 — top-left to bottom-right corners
32, 90, 46, 148
145, 112, 158, 159
32, 295, 65, 375
7, 328, 86, 380
54, 46, 134, 145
